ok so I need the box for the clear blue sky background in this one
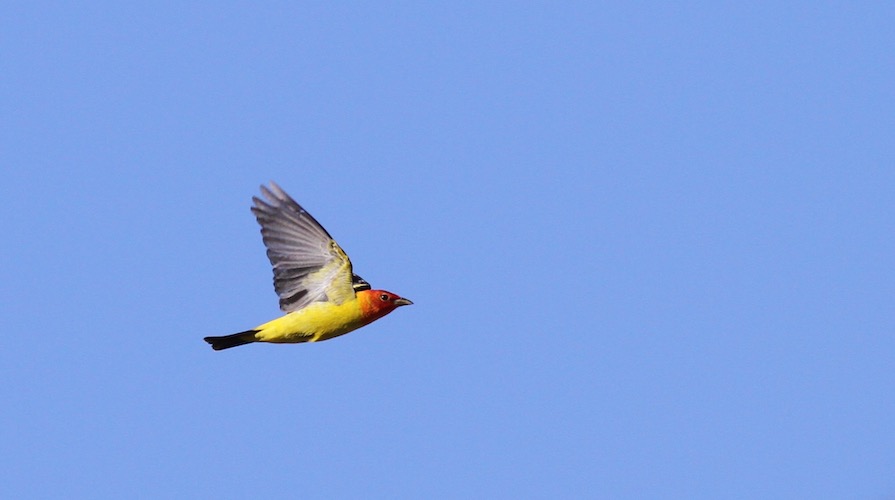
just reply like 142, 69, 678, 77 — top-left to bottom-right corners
2, 2, 893, 498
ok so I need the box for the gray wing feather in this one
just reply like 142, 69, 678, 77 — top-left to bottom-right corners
251, 182, 354, 312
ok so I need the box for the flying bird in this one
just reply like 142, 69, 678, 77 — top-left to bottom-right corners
204, 182, 412, 350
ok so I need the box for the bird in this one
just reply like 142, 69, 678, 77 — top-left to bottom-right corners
204, 182, 412, 350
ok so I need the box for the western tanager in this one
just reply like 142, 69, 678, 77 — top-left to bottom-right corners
204, 182, 412, 350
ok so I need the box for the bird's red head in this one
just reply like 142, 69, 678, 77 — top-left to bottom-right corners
358, 289, 413, 323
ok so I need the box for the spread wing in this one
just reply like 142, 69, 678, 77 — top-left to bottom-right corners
251, 182, 358, 312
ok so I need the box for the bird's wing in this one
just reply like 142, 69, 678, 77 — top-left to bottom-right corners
251, 182, 357, 312
352, 274, 371, 292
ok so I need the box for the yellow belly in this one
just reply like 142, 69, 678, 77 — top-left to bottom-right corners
254, 299, 367, 343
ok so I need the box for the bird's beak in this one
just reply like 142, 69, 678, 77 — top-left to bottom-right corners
394, 297, 413, 307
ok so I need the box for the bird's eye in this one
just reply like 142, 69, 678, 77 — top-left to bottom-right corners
380, 294, 390, 302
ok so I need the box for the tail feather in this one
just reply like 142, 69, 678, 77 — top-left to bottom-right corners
204, 330, 259, 351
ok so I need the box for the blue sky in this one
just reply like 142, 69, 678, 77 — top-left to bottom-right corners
2, 2, 893, 498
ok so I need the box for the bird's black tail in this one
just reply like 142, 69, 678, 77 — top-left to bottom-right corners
204, 330, 259, 351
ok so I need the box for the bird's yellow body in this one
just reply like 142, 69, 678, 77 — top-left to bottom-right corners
254, 297, 367, 343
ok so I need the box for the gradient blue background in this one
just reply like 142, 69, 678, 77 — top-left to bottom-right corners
2, 2, 893, 498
